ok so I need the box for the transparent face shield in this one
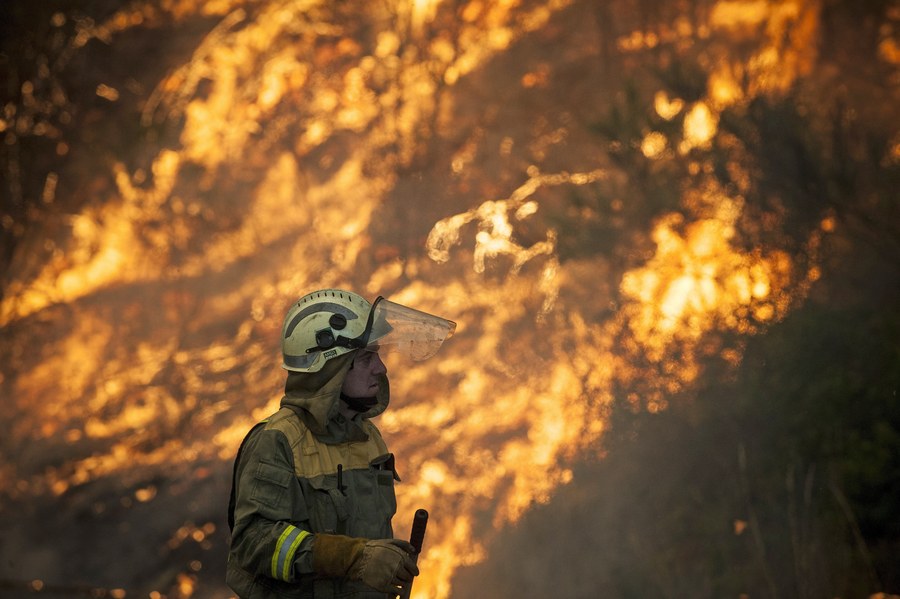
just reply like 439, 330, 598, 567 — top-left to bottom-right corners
360, 297, 456, 361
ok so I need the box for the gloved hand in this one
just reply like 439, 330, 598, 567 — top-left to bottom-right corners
313, 534, 419, 593
349, 538, 419, 592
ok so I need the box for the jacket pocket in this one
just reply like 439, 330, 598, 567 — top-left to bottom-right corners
369, 454, 398, 532
251, 459, 292, 510
304, 474, 349, 534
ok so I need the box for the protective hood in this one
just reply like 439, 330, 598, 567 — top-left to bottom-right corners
280, 350, 389, 443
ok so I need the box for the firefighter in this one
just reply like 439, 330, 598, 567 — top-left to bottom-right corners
226, 289, 455, 598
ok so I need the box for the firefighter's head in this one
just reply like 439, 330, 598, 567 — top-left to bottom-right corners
281, 288, 457, 373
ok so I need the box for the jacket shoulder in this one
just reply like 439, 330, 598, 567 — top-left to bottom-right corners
264, 407, 309, 449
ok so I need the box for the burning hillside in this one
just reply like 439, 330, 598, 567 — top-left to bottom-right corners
1, 0, 897, 597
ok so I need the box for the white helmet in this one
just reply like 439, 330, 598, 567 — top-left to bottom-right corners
281, 289, 371, 373
281, 288, 457, 373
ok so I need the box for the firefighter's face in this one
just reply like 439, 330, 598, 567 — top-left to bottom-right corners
341, 350, 387, 398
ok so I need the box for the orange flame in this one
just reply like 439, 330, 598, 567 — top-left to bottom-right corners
0, 1, 828, 597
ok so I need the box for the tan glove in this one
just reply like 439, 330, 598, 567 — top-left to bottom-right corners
313, 534, 419, 593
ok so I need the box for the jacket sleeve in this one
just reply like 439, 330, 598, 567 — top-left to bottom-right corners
229, 426, 316, 583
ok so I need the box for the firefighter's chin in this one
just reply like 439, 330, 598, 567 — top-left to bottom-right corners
340, 393, 378, 413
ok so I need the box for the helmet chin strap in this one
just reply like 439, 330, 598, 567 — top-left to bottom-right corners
340, 392, 377, 412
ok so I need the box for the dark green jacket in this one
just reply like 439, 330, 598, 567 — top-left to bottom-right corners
227, 353, 399, 598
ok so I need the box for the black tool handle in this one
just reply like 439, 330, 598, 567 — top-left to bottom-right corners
409, 508, 428, 555
399, 509, 428, 599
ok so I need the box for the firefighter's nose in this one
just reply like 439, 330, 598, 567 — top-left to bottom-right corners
372, 352, 387, 375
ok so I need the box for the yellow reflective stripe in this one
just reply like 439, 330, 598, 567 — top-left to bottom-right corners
271, 525, 310, 581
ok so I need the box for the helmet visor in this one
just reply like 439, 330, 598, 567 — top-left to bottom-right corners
363, 297, 456, 361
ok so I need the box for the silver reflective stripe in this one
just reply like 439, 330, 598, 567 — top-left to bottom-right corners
285, 302, 359, 337
283, 352, 318, 369
272, 525, 310, 581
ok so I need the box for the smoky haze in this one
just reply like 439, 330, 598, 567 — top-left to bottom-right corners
1, 0, 898, 598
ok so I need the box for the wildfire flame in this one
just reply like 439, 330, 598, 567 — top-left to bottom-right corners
0, 0, 831, 597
